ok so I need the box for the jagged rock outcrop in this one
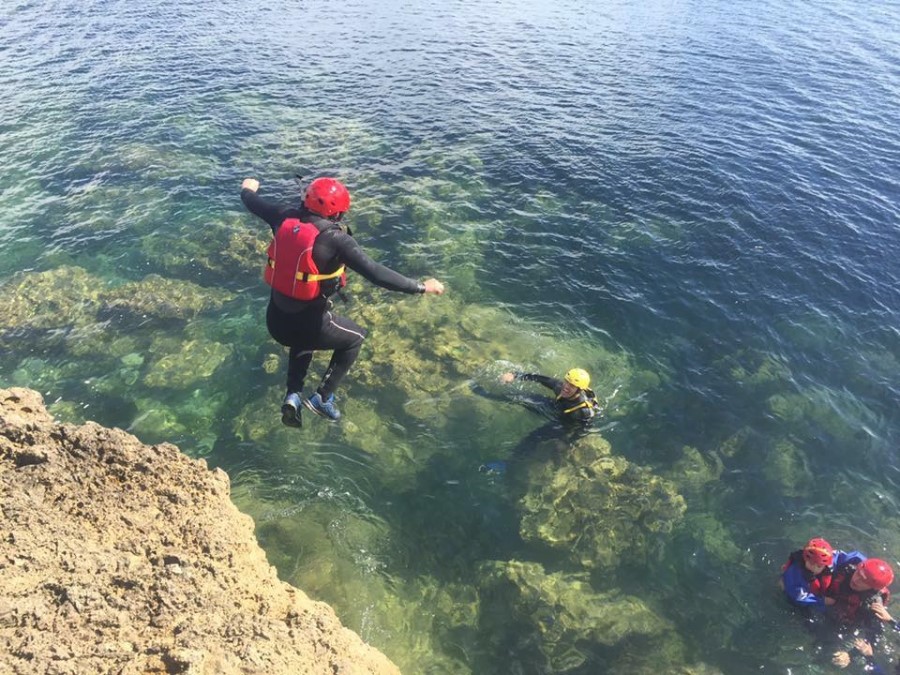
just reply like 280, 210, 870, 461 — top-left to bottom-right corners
0, 387, 400, 675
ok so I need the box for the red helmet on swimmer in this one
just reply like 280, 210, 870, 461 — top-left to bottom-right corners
802, 538, 833, 567
857, 558, 894, 589
304, 177, 351, 218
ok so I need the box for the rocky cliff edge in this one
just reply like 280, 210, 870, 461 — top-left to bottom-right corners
0, 387, 400, 675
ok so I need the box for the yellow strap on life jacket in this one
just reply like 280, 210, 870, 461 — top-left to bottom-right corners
267, 257, 345, 282
560, 392, 601, 415
562, 400, 591, 415
295, 265, 345, 283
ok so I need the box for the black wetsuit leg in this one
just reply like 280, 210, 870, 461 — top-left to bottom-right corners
314, 310, 367, 397
267, 302, 318, 393
286, 347, 314, 394
266, 302, 367, 397
509, 422, 565, 459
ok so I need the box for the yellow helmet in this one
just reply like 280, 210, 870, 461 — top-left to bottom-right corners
564, 368, 590, 389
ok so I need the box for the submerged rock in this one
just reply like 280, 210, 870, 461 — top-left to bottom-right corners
0, 266, 233, 346
143, 338, 233, 389
0, 266, 107, 332
478, 560, 675, 671
140, 217, 266, 282
0, 388, 398, 675
101, 274, 234, 323
518, 434, 687, 570
665, 446, 724, 496
762, 438, 812, 497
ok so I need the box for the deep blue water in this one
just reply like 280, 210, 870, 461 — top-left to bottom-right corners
2, 0, 899, 673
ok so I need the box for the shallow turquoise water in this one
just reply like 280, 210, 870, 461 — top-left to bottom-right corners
2, 1, 899, 673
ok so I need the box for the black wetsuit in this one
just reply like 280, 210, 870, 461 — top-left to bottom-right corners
241, 189, 424, 397
513, 373, 600, 424
472, 372, 601, 466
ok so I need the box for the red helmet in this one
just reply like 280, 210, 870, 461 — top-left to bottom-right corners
857, 558, 894, 589
304, 177, 351, 218
803, 538, 834, 567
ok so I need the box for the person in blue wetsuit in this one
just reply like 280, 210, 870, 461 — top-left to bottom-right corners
241, 176, 445, 426
780, 537, 836, 610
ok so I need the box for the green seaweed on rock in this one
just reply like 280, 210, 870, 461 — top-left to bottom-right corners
231, 102, 388, 180
129, 396, 191, 441
762, 439, 812, 497
101, 274, 235, 324
478, 560, 677, 672
715, 349, 792, 393
344, 292, 641, 428
665, 446, 724, 497
143, 338, 234, 389
10, 357, 68, 392
679, 512, 747, 568
0, 266, 234, 347
518, 434, 687, 571
139, 214, 267, 283
0, 266, 108, 332
127, 388, 227, 457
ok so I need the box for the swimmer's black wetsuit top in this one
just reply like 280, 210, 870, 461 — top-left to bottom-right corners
514, 373, 600, 423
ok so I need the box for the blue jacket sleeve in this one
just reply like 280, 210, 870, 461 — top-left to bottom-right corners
834, 550, 866, 568
781, 561, 826, 609
862, 658, 886, 675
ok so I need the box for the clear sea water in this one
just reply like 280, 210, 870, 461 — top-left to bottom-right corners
2, 0, 899, 673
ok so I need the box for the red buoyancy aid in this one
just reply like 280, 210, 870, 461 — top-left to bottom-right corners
826, 563, 890, 624
264, 218, 346, 300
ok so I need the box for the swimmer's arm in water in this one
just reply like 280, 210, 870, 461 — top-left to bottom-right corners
500, 372, 561, 392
